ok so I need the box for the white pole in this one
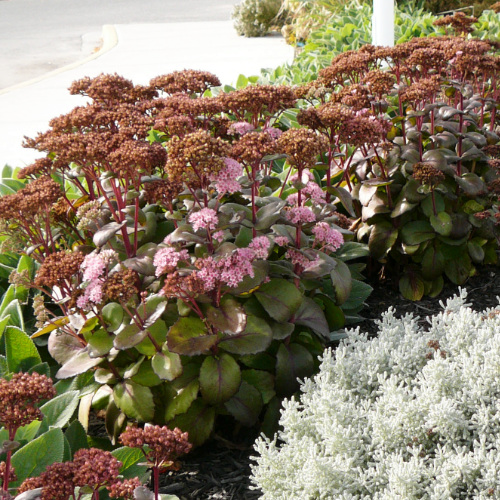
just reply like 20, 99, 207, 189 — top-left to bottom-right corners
372, 0, 395, 47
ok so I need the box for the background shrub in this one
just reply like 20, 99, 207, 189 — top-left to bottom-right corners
232, 0, 286, 37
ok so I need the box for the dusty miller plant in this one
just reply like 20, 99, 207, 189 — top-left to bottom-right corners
251, 289, 500, 499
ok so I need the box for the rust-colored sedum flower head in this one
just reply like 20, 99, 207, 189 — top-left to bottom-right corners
107, 477, 142, 500
433, 11, 478, 34
278, 129, 329, 169
150, 70, 221, 95
0, 176, 62, 223
34, 251, 84, 288
120, 424, 192, 472
166, 130, 231, 187
231, 131, 277, 164
412, 162, 446, 188
101, 268, 140, 303
72, 448, 121, 490
0, 372, 56, 432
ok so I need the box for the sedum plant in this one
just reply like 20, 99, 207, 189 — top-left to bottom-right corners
251, 289, 500, 499
287, 34, 500, 299
0, 71, 367, 446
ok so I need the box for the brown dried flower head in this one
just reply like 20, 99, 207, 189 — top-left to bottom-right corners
412, 162, 446, 187
150, 70, 221, 95
102, 267, 140, 302
278, 129, 329, 169
120, 424, 192, 471
231, 131, 277, 164
0, 372, 56, 431
72, 448, 121, 489
35, 251, 85, 288
433, 11, 478, 34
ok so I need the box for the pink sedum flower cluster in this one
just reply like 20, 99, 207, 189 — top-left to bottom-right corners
248, 236, 271, 259
189, 208, 219, 232
285, 206, 316, 224
312, 222, 344, 252
228, 121, 254, 136
154, 247, 190, 277
209, 158, 243, 195
77, 250, 117, 309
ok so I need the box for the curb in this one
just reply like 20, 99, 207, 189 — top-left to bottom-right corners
0, 25, 118, 96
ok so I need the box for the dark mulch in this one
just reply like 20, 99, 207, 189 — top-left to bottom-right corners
159, 264, 500, 499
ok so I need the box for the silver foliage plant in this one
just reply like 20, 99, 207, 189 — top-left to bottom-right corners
251, 289, 500, 499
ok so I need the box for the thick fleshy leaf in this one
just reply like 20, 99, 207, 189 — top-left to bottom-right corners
40, 391, 79, 428
291, 297, 329, 336
164, 379, 200, 421
391, 196, 417, 218
56, 348, 103, 379
444, 252, 472, 284
135, 319, 168, 356
200, 354, 241, 405
11, 428, 64, 485
421, 246, 445, 280
400, 220, 435, 245
48, 330, 85, 366
335, 242, 370, 261
330, 259, 352, 306
341, 280, 373, 311
113, 381, 154, 422
102, 302, 124, 332
167, 317, 217, 355
430, 212, 452, 236
326, 186, 355, 216
468, 240, 485, 263
270, 321, 295, 340
275, 343, 314, 397
5, 326, 42, 373
105, 400, 127, 445
85, 328, 114, 358
224, 381, 263, 427
169, 399, 216, 447
93, 221, 127, 247
255, 200, 286, 230
421, 193, 444, 218
205, 297, 246, 334
122, 255, 155, 276
113, 323, 148, 350
455, 173, 486, 196
112, 446, 150, 482
321, 295, 346, 331
255, 279, 303, 322
399, 272, 425, 301
152, 346, 182, 381
228, 260, 269, 296
241, 369, 275, 405
218, 315, 273, 355
131, 360, 163, 387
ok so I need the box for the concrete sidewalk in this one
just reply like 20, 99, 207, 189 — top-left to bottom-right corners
0, 21, 294, 169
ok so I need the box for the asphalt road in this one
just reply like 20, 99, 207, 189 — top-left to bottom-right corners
0, 0, 241, 89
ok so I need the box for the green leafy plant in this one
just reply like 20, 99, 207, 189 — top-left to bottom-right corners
251, 290, 500, 498
0, 71, 368, 447
232, 0, 286, 37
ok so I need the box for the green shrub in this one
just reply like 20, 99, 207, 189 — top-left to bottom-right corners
251, 290, 500, 498
232, 0, 286, 37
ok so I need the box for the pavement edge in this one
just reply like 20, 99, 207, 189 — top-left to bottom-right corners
0, 24, 118, 95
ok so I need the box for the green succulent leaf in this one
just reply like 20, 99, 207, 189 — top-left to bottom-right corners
167, 317, 217, 355
241, 369, 275, 405
421, 246, 445, 280
64, 420, 89, 455
102, 302, 124, 332
225, 380, 263, 427
169, 399, 216, 447
275, 343, 314, 397
205, 296, 246, 334
430, 212, 452, 236
113, 323, 148, 350
218, 314, 273, 355
113, 381, 155, 422
152, 346, 183, 381
368, 221, 399, 260
85, 328, 114, 357
444, 252, 472, 284
112, 446, 150, 482
399, 272, 425, 301
401, 220, 435, 245
164, 379, 200, 421
291, 297, 329, 336
255, 279, 303, 322
200, 353, 241, 405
